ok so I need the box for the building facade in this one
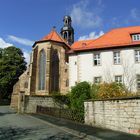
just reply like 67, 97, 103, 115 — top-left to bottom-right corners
10, 16, 74, 110
69, 26, 140, 92
11, 16, 140, 110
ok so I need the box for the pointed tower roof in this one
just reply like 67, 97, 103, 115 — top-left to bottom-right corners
41, 29, 64, 42
33, 29, 70, 48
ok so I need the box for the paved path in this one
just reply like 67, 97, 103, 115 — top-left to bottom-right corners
0, 106, 84, 140
0, 106, 140, 140
32, 114, 140, 140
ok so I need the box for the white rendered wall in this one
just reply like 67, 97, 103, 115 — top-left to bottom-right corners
69, 46, 140, 92
69, 54, 78, 87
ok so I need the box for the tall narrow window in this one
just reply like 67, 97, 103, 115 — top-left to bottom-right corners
50, 49, 59, 92
64, 32, 67, 39
93, 53, 101, 66
137, 75, 140, 90
135, 50, 140, 63
38, 49, 46, 90
113, 51, 120, 64
66, 79, 69, 87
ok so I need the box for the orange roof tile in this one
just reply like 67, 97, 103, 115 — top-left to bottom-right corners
71, 26, 140, 51
71, 40, 93, 49
39, 29, 70, 47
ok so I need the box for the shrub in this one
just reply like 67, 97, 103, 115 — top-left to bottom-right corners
51, 92, 70, 106
90, 84, 100, 99
68, 81, 91, 118
91, 82, 133, 99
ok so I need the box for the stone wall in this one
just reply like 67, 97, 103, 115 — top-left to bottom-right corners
23, 95, 65, 113
10, 69, 30, 110
10, 82, 20, 111
84, 97, 140, 135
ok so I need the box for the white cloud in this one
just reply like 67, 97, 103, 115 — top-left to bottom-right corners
70, 0, 103, 28
0, 38, 13, 48
123, 8, 140, 25
23, 50, 31, 65
8, 35, 34, 46
78, 30, 104, 40
112, 8, 140, 26
97, 0, 102, 5
130, 8, 139, 20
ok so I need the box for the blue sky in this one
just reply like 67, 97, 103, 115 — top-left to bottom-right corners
0, 0, 140, 63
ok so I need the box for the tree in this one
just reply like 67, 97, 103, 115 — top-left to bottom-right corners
0, 46, 27, 100
122, 60, 136, 92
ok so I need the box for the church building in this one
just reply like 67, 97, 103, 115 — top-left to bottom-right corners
11, 15, 140, 110
26, 16, 74, 96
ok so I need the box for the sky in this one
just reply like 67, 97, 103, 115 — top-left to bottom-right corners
0, 0, 140, 64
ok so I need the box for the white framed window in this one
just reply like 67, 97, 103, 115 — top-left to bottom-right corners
135, 50, 140, 63
137, 75, 140, 90
113, 51, 120, 64
115, 75, 122, 84
94, 77, 102, 84
93, 53, 101, 66
132, 34, 140, 41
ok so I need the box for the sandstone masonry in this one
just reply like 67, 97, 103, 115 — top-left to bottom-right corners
23, 95, 64, 113
84, 97, 140, 135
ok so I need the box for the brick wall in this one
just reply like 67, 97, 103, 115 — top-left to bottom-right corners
84, 97, 140, 135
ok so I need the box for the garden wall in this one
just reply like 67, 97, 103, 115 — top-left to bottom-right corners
21, 95, 65, 113
84, 97, 140, 135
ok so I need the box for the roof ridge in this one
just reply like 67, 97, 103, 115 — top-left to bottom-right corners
87, 31, 110, 46
38, 29, 71, 48
75, 39, 94, 43
110, 25, 140, 31
71, 25, 140, 51
50, 30, 55, 39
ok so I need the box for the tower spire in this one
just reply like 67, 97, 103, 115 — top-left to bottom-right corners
60, 15, 74, 45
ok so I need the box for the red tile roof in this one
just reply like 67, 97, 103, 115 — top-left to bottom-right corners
41, 30, 63, 42
71, 40, 93, 49
34, 29, 70, 48
71, 26, 140, 52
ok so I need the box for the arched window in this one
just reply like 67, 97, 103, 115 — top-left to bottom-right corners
38, 49, 46, 90
64, 32, 67, 39
51, 49, 59, 92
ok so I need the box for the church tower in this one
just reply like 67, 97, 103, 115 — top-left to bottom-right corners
60, 15, 74, 45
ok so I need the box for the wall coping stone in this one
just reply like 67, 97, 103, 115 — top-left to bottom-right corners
85, 95, 140, 102
25, 95, 54, 98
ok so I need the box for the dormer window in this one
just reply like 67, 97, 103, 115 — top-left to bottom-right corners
132, 34, 140, 41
